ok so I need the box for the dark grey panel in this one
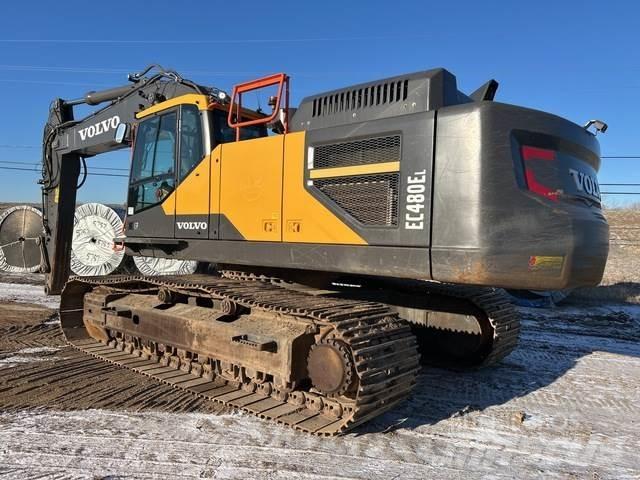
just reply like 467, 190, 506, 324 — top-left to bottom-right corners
56, 82, 200, 157
303, 111, 435, 248
291, 68, 469, 131
208, 214, 244, 240
129, 240, 431, 281
127, 203, 174, 238
431, 101, 608, 289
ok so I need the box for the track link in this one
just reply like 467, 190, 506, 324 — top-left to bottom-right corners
420, 283, 521, 367
221, 271, 521, 368
60, 274, 420, 435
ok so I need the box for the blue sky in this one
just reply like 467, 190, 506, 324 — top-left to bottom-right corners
0, 0, 638, 206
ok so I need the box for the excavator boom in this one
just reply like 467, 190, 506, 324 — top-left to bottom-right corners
40, 65, 218, 294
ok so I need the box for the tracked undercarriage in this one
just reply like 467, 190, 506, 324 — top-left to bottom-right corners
61, 274, 421, 435
59, 273, 520, 434
220, 270, 521, 368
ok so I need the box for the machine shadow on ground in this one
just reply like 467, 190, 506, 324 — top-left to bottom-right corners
355, 295, 640, 435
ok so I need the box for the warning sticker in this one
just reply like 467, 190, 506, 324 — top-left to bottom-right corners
528, 255, 564, 272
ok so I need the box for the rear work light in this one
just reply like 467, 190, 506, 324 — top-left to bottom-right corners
520, 146, 559, 201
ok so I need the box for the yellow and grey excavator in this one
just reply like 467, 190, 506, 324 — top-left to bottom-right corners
40, 64, 608, 434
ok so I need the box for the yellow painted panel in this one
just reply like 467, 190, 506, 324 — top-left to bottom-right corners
175, 155, 210, 215
159, 189, 176, 216
283, 132, 366, 245
161, 191, 174, 215
219, 136, 284, 241
309, 161, 400, 179
136, 94, 209, 119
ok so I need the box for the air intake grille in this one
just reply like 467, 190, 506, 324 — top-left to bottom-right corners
313, 173, 399, 226
312, 79, 409, 117
314, 135, 401, 169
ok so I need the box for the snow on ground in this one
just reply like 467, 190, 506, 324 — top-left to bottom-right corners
0, 276, 639, 479
0, 347, 60, 369
0, 280, 60, 309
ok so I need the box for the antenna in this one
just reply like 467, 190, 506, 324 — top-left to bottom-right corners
255, 91, 263, 114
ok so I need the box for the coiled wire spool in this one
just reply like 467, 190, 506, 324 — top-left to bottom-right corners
70, 203, 125, 277
0, 205, 43, 273
133, 256, 198, 276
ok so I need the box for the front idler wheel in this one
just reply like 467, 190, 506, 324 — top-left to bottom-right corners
307, 339, 356, 397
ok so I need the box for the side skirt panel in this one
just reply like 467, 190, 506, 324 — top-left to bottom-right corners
126, 239, 431, 280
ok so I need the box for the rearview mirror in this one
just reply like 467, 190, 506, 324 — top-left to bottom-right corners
114, 123, 130, 144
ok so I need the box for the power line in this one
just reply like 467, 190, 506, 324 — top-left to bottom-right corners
0, 166, 127, 177
0, 65, 131, 74
0, 78, 113, 87
0, 64, 352, 79
0, 166, 633, 188
0, 160, 128, 172
0, 146, 631, 158
601, 192, 640, 195
0, 160, 43, 166
0, 35, 429, 45
601, 183, 640, 186
0, 144, 38, 149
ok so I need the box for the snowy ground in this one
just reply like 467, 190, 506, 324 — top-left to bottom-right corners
0, 275, 60, 309
0, 276, 639, 479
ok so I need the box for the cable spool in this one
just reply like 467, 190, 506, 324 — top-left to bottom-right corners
0, 205, 43, 273
71, 203, 125, 276
133, 256, 198, 276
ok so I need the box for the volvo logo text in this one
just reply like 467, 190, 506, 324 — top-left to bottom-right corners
569, 168, 601, 199
176, 222, 207, 230
78, 115, 121, 141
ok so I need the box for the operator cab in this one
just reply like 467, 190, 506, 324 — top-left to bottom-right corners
127, 104, 269, 216
125, 74, 289, 239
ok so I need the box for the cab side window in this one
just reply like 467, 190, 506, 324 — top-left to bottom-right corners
179, 105, 204, 181
129, 111, 177, 212
210, 110, 267, 144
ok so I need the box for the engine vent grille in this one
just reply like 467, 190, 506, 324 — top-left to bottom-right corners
312, 80, 409, 117
313, 173, 399, 226
313, 135, 401, 169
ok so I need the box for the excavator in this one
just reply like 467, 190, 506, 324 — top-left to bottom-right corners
39, 65, 609, 434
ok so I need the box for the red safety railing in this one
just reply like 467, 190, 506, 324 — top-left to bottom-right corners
227, 73, 290, 141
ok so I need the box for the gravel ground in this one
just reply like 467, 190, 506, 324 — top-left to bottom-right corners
0, 276, 638, 479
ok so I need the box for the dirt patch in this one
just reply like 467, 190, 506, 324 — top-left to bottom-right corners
0, 285, 227, 416
0, 346, 228, 414
0, 302, 54, 328
0, 272, 44, 285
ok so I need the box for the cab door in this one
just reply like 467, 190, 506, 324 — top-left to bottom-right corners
126, 109, 178, 238
174, 104, 210, 239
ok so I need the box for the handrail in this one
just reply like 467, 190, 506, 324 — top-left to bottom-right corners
227, 73, 290, 141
